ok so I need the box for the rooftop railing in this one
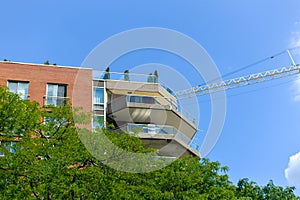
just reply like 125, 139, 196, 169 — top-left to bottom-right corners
93, 70, 177, 97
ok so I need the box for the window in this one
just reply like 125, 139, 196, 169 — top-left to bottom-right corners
129, 96, 157, 104
0, 141, 16, 156
46, 84, 67, 106
94, 104, 104, 110
93, 88, 104, 104
93, 115, 104, 129
44, 117, 67, 127
92, 87, 105, 129
7, 81, 29, 100
43, 116, 67, 138
93, 88, 104, 110
129, 96, 142, 103
143, 96, 155, 104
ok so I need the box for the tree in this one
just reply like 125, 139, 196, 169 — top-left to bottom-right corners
0, 87, 40, 136
124, 70, 129, 81
236, 178, 264, 199
103, 67, 110, 79
0, 86, 158, 198
0, 86, 299, 199
261, 180, 299, 200
0, 87, 97, 199
153, 70, 158, 83
147, 73, 153, 83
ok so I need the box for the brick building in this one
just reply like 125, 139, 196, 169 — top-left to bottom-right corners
0, 61, 200, 157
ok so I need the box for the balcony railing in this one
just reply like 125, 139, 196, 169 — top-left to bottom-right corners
190, 141, 200, 152
126, 123, 201, 153
108, 94, 196, 126
126, 123, 191, 146
93, 70, 176, 97
44, 96, 69, 107
127, 95, 196, 125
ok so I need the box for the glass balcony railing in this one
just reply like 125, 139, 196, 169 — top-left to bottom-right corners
123, 123, 200, 152
190, 141, 201, 152
45, 96, 68, 107
93, 70, 176, 97
125, 95, 196, 125
126, 123, 192, 146
109, 94, 196, 125
126, 123, 201, 153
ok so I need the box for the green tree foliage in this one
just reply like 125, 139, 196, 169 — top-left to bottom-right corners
0, 87, 40, 136
0, 87, 299, 199
236, 178, 264, 199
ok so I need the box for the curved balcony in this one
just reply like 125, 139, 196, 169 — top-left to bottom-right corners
122, 123, 200, 157
107, 94, 197, 140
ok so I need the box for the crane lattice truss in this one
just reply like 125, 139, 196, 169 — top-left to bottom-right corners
176, 64, 300, 98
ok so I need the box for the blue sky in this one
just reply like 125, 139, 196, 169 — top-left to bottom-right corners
1, 0, 300, 193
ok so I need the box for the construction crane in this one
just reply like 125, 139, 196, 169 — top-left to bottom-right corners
176, 49, 300, 99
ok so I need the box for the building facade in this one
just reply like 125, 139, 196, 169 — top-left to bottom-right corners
0, 61, 200, 157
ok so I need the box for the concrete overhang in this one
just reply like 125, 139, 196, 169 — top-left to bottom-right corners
105, 80, 177, 102
107, 97, 197, 139
137, 133, 200, 157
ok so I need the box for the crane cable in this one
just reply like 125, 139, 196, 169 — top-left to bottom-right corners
197, 46, 300, 86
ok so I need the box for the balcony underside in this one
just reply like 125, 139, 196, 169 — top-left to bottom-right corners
138, 134, 200, 157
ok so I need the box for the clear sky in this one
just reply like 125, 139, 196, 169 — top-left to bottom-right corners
1, 0, 300, 194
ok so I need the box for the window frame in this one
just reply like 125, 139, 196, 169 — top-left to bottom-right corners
7, 80, 29, 100
45, 83, 68, 106
93, 87, 105, 111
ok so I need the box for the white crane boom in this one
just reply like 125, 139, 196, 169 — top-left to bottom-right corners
176, 64, 300, 99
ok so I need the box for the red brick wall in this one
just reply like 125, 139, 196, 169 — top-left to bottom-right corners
0, 62, 92, 113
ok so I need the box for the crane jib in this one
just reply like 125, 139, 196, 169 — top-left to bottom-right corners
176, 64, 300, 98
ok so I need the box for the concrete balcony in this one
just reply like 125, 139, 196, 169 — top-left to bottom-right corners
107, 94, 197, 140
123, 123, 200, 157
